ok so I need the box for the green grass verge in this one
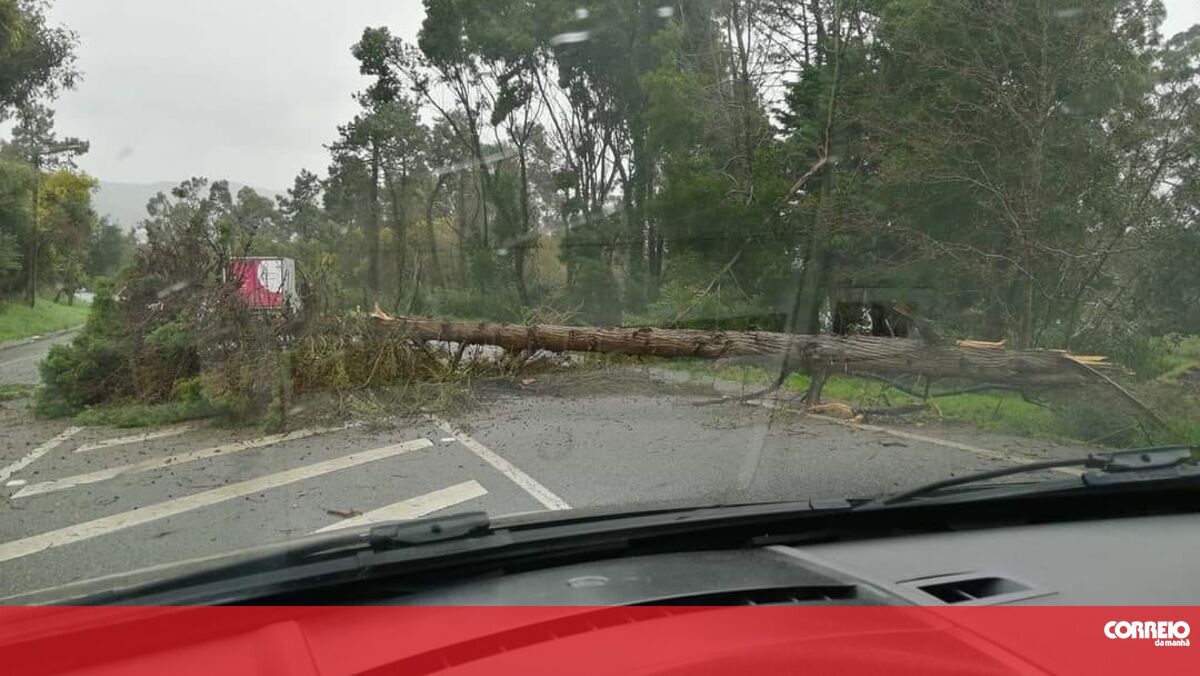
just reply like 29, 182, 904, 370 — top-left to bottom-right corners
677, 361, 1055, 430
0, 383, 36, 401
1150, 335, 1200, 382
73, 399, 219, 429
652, 359, 1195, 447
0, 298, 89, 343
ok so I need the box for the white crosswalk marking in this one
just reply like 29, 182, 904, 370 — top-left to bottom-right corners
0, 427, 83, 485
73, 424, 197, 453
430, 416, 571, 511
313, 480, 488, 533
0, 438, 434, 564
13, 423, 358, 499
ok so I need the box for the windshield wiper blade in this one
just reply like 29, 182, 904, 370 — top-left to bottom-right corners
871, 446, 1196, 507
79, 512, 495, 605
284, 511, 493, 560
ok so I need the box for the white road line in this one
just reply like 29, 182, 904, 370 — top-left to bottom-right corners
0, 438, 434, 564
13, 423, 359, 499
430, 416, 571, 511
805, 413, 1083, 477
313, 480, 488, 533
73, 424, 197, 454
0, 427, 83, 485
650, 366, 1080, 477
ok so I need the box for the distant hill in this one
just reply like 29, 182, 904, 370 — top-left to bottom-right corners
94, 181, 283, 233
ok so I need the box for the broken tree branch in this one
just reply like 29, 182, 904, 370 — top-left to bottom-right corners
858, 373, 1016, 399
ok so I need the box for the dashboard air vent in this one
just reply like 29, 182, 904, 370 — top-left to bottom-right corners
916, 576, 1030, 604
635, 585, 861, 606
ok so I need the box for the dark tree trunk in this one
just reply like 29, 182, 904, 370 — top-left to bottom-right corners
367, 141, 382, 300
386, 168, 409, 307
424, 176, 445, 288
514, 147, 532, 306
792, 173, 834, 334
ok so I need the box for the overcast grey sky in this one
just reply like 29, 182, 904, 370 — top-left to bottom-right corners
44, 0, 425, 190
29, 0, 1200, 191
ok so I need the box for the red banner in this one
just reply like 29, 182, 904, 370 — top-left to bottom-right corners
228, 258, 289, 310
0, 606, 1195, 675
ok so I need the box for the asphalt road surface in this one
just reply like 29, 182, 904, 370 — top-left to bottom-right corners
0, 334, 1093, 600
0, 330, 78, 386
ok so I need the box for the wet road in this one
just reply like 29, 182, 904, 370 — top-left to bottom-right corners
0, 331, 78, 386
0, 336, 1093, 600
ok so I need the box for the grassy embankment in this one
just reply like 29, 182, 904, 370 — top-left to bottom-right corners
0, 298, 89, 343
651, 335, 1200, 448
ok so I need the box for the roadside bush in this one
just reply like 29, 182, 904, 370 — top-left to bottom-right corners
69, 368, 248, 429
73, 398, 221, 429
34, 279, 278, 422
144, 318, 197, 357
170, 375, 205, 402
129, 318, 201, 401
34, 292, 134, 417
0, 384, 36, 401
187, 287, 290, 421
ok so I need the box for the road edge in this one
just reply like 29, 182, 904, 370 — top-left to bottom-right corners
638, 364, 1085, 476
0, 325, 83, 353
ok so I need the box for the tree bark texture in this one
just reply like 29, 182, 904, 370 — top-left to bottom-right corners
371, 309, 1115, 389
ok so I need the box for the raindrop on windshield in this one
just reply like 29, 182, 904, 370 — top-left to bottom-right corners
550, 31, 590, 46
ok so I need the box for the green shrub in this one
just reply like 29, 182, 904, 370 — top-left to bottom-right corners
34, 293, 134, 417
1144, 335, 1200, 380
145, 318, 196, 358
74, 399, 219, 428
0, 384, 36, 401
170, 376, 205, 402
262, 350, 295, 433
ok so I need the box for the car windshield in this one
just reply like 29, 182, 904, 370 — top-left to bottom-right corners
0, 0, 1198, 600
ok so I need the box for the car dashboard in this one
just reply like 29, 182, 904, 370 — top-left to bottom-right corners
397, 512, 1199, 606
4, 512, 1197, 676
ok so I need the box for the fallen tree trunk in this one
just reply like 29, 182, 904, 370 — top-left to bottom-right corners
371, 308, 1164, 425
370, 309, 1112, 388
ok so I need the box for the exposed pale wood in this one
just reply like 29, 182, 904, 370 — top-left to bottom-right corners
956, 339, 1006, 349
